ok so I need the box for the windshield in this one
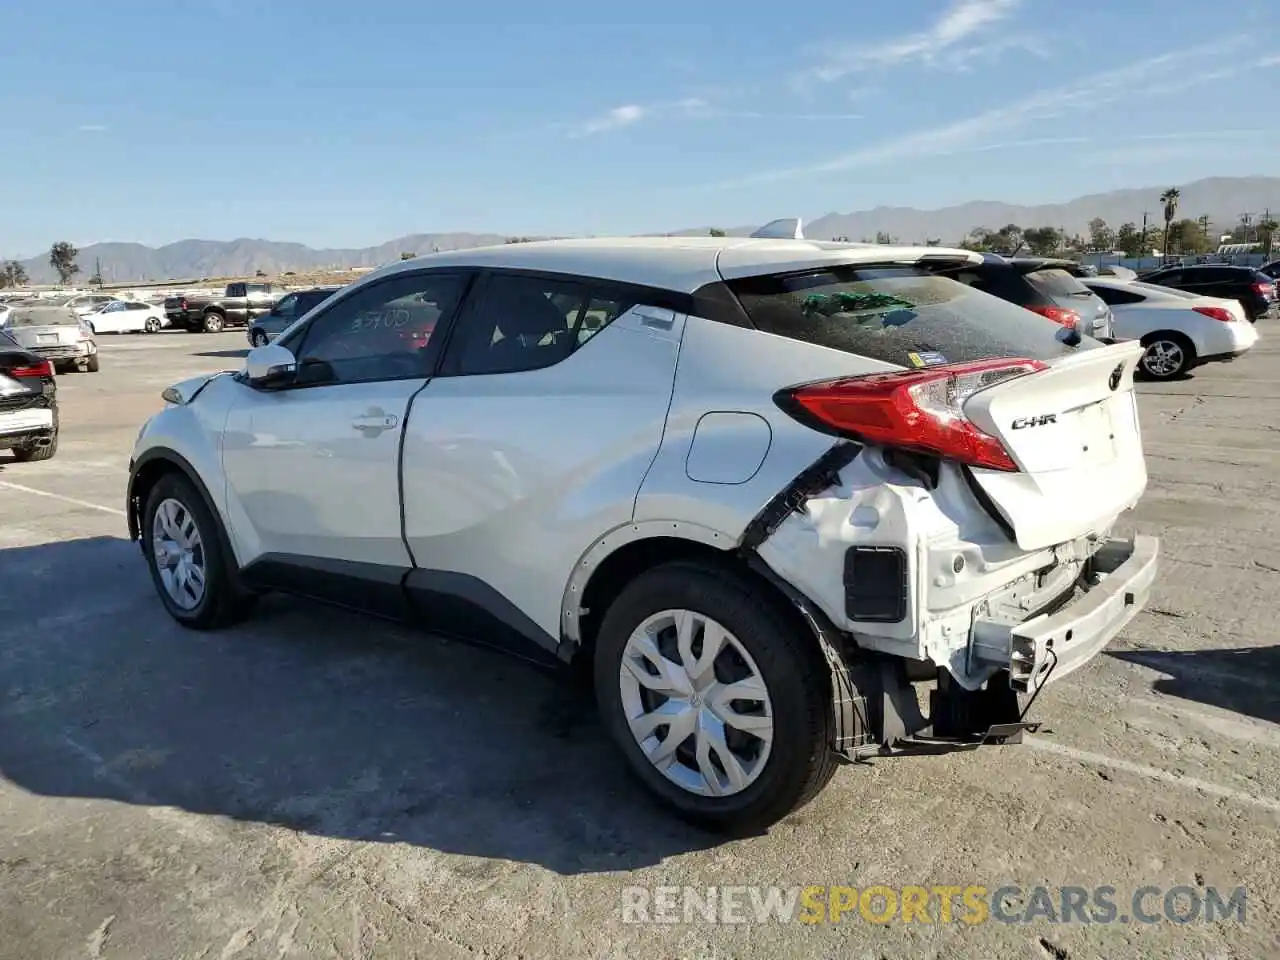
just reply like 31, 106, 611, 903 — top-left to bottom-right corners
726, 265, 1095, 368
7, 307, 80, 327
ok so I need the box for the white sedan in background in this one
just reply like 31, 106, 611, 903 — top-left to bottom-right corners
1084, 277, 1258, 380
82, 299, 168, 334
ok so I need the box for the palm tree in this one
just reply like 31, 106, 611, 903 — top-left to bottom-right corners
1160, 187, 1180, 256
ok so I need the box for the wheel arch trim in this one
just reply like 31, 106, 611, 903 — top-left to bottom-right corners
127, 448, 228, 557
559, 519, 738, 648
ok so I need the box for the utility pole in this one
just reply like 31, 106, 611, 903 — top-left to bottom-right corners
1238, 212, 1253, 243
1140, 211, 1149, 256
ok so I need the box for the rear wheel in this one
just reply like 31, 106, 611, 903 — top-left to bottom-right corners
250, 329, 269, 347
86, 353, 100, 373
202, 311, 225, 333
594, 562, 836, 834
144, 316, 162, 333
142, 473, 255, 629
10, 412, 58, 462
1139, 333, 1194, 380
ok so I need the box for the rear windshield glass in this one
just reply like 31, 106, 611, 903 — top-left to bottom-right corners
1024, 268, 1092, 298
7, 308, 79, 327
726, 266, 1096, 368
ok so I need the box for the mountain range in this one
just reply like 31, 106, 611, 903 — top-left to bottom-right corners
14, 176, 1278, 284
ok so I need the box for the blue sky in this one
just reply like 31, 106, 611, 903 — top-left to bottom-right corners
3, 0, 1277, 253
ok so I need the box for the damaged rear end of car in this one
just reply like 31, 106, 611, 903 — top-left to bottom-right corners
687, 248, 1159, 760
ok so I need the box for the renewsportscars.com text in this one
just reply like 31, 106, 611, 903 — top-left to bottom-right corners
620, 884, 1246, 926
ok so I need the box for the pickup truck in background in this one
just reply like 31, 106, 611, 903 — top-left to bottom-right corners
164, 282, 282, 333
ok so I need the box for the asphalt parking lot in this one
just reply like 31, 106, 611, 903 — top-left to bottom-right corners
2, 329, 1278, 960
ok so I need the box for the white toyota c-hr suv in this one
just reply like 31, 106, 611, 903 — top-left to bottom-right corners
127, 229, 1158, 833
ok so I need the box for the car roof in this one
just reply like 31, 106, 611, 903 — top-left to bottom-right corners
357, 236, 982, 294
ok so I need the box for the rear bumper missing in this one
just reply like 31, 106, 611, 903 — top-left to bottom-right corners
971, 535, 1158, 692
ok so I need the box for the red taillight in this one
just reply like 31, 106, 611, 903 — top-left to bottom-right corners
1193, 305, 1234, 323
777, 358, 1048, 473
1253, 281, 1274, 296
8, 359, 53, 379
1025, 304, 1080, 328
180, 298, 189, 309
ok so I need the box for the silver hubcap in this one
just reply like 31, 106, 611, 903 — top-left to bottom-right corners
1143, 340, 1183, 376
619, 609, 774, 797
151, 498, 206, 610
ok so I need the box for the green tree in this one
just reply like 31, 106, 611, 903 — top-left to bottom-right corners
962, 227, 995, 252
49, 241, 80, 285
874, 230, 895, 245
1115, 222, 1143, 258
708, 227, 726, 237
0, 260, 28, 288
1023, 227, 1061, 256
1159, 187, 1180, 255
1169, 218, 1212, 255
400, 251, 416, 260
1087, 217, 1115, 252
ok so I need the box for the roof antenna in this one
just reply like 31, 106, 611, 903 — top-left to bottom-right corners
750, 218, 805, 240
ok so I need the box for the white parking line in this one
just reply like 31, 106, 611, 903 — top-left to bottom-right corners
0, 480, 126, 517
1026, 737, 1280, 814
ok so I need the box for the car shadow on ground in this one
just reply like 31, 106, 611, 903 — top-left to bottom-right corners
1108, 646, 1280, 725
0, 536, 722, 874
192, 349, 249, 359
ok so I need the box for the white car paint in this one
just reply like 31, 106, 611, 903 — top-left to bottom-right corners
1084, 277, 1258, 367
130, 236, 1159, 815
82, 299, 168, 334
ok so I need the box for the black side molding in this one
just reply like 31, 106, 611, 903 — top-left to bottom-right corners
738, 440, 862, 553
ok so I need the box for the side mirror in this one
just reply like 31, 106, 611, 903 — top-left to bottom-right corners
245, 343, 297, 388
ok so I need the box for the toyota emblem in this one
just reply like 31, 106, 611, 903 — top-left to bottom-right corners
1108, 363, 1124, 391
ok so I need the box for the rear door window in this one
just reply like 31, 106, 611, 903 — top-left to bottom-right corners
725, 265, 1094, 368
1088, 285, 1145, 306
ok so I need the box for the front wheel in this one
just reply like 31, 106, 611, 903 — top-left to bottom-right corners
144, 317, 162, 333
86, 353, 100, 373
202, 312, 225, 333
250, 329, 269, 348
594, 562, 836, 834
142, 473, 255, 629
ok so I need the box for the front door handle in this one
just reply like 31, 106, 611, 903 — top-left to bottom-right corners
351, 410, 400, 436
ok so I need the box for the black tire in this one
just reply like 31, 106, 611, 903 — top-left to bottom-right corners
594, 561, 837, 834
141, 472, 256, 629
202, 311, 225, 333
10, 411, 58, 463
145, 317, 161, 333
1138, 332, 1195, 380
86, 353, 100, 373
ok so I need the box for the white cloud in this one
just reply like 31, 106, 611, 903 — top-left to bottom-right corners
801, 0, 1023, 83
716, 36, 1265, 189
77, 124, 107, 133
572, 104, 648, 137
568, 97, 862, 137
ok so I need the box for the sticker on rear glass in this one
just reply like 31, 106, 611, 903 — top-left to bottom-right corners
908, 351, 947, 367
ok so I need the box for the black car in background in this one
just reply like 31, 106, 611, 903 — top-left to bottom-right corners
941, 254, 1115, 340
0, 328, 58, 462
246, 286, 343, 347
1137, 264, 1276, 321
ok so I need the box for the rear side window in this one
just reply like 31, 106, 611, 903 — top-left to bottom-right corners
1024, 268, 1091, 298
725, 266, 1093, 368
448, 275, 635, 376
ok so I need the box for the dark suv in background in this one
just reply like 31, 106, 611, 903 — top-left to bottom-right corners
941, 255, 1115, 340
246, 286, 342, 347
1137, 264, 1276, 321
